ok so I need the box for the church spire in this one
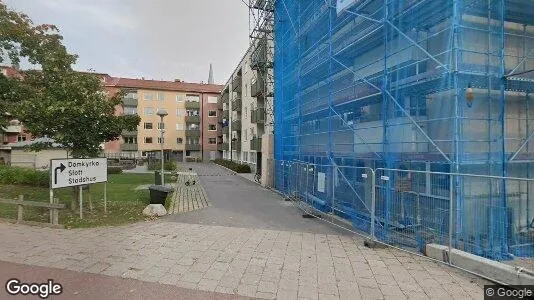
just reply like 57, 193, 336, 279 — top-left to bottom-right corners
208, 63, 214, 84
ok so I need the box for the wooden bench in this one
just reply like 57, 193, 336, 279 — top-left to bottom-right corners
0, 195, 65, 226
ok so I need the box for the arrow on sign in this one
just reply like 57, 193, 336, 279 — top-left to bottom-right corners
54, 163, 66, 185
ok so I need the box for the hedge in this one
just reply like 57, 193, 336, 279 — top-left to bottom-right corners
147, 160, 177, 171
107, 166, 123, 174
213, 159, 251, 173
0, 166, 50, 187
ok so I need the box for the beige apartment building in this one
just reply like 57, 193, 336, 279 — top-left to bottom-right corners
221, 34, 274, 176
104, 77, 223, 161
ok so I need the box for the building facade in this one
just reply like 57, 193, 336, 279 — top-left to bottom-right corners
275, 0, 534, 259
221, 41, 274, 175
103, 77, 223, 162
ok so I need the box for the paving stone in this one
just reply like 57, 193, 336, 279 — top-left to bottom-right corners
256, 291, 277, 299
197, 278, 219, 292
237, 284, 258, 297
258, 280, 278, 294
278, 289, 298, 300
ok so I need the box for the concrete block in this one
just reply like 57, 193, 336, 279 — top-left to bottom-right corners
425, 243, 534, 285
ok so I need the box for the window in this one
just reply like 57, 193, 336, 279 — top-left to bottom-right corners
144, 93, 153, 101
157, 122, 165, 130
144, 107, 154, 116
208, 96, 218, 104
245, 84, 248, 97
125, 92, 138, 99
124, 107, 137, 115
17, 135, 27, 142
124, 137, 137, 144
244, 129, 248, 141
250, 152, 256, 164
157, 92, 165, 101
176, 94, 184, 102
177, 109, 186, 116
208, 124, 216, 131
186, 150, 191, 157
144, 122, 153, 129
243, 152, 248, 162
188, 123, 199, 130
157, 137, 164, 144
244, 107, 248, 119
208, 110, 217, 117
177, 138, 183, 144
208, 138, 216, 144
144, 137, 153, 144
186, 94, 200, 102
176, 124, 184, 130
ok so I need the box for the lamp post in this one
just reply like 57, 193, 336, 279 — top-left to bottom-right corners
156, 108, 168, 186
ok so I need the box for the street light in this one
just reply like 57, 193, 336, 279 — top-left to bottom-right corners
156, 108, 168, 186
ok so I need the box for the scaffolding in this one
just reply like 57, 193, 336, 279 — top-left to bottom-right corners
274, 0, 534, 259
249, 0, 275, 133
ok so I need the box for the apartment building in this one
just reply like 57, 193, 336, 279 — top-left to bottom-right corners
103, 77, 223, 161
221, 39, 274, 175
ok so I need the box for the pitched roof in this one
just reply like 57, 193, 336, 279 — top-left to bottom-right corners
105, 77, 223, 94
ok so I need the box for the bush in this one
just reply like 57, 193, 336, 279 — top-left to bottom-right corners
0, 165, 50, 187
213, 159, 251, 173
147, 160, 176, 171
107, 166, 123, 174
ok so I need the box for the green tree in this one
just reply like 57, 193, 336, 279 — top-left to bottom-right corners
0, 0, 140, 158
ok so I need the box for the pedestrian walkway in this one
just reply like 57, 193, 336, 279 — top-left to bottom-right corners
0, 220, 485, 299
168, 172, 211, 214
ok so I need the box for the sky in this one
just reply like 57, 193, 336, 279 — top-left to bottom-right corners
3, 0, 250, 85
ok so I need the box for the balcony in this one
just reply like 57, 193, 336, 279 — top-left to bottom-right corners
250, 137, 262, 151
218, 100, 223, 110
185, 101, 201, 109
251, 78, 264, 97
222, 126, 229, 134
251, 39, 273, 70
231, 140, 241, 151
185, 129, 201, 137
231, 97, 242, 111
185, 115, 201, 123
185, 144, 201, 151
221, 92, 229, 103
122, 97, 138, 107
232, 120, 241, 130
232, 76, 242, 91
218, 114, 223, 123
251, 107, 265, 124
218, 143, 229, 151
121, 130, 138, 137
120, 143, 138, 151
222, 111, 229, 119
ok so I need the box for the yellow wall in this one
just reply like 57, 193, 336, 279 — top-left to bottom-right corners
136, 89, 191, 153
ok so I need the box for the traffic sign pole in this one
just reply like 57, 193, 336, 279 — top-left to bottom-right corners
79, 185, 83, 219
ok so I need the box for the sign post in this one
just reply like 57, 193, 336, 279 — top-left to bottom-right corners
50, 158, 108, 220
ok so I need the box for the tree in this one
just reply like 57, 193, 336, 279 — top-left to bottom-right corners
0, 0, 140, 157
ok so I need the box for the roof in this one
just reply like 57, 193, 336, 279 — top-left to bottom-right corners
105, 77, 223, 94
0, 66, 23, 78
9, 137, 64, 149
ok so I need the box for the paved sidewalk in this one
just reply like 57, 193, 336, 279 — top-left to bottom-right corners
0, 220, 485, 299
168, 173, 211, 214
0, 261, 249, 300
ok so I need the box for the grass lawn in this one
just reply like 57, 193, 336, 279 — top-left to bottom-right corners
0, 173, 174, 228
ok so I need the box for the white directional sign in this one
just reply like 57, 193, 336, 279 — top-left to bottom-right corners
50, 158, 107, 189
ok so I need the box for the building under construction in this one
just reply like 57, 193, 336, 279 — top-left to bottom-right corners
274, 0, 534, 259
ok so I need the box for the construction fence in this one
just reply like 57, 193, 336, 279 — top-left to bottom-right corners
269, 159, 534, 283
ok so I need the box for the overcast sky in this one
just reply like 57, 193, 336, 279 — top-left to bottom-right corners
4, 0, 250, 84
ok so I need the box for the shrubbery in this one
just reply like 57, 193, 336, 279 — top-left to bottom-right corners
213, 159, 251, 173
147, 160, 177, 171
107, 166, 123, 174
0, 166, 50, 187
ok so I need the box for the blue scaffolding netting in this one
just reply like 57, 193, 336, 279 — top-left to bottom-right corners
274, 0, 534, 259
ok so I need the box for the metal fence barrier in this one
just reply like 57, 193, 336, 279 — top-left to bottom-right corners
269, 159, 534, 284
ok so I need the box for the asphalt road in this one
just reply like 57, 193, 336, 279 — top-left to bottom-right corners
166, 163, 349, 236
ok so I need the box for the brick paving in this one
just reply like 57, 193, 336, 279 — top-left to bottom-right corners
168, 172, 211, 214
0, 220, 486, 299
